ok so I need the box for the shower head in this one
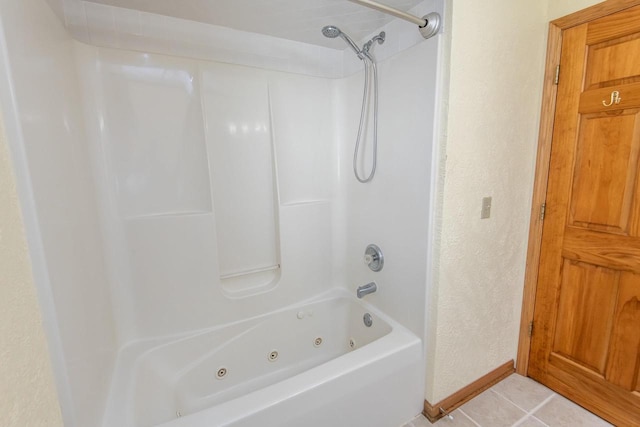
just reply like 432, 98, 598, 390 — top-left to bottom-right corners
321, 25, 363, 59
321, 25, 341, 38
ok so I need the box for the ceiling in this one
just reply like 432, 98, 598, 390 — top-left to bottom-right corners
82, 0, 425, 49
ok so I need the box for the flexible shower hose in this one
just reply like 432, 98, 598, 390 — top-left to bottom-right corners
353, 52, 378, 183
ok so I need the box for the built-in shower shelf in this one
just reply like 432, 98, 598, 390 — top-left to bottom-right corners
220, 264, 281, 280
220, 264, 281, 299
281, 199, 330, 207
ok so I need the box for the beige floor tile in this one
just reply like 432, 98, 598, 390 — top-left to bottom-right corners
402, 377, 615, 427
533, 395, 613, 426
434, 410, 477, 427
402, 414, 432, 427
491, 374, 554, 412
400, 411, 478, 427
515, 416, 548, 427
459, 389, 526, 427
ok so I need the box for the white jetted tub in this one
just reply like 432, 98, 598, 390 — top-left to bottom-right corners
102, 289, 422, 427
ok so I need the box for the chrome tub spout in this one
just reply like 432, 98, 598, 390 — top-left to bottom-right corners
357, 282, 377, 298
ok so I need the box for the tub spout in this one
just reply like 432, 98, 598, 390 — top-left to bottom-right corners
357, 282, 377, 298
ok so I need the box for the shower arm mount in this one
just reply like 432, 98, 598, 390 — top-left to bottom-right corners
347, 0, 441, 39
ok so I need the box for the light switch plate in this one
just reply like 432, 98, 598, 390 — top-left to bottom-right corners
481, 197, 492, 219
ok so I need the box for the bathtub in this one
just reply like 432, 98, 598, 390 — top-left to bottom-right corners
102, 289, 423, 427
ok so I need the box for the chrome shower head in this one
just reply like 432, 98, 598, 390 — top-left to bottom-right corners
321, 25, 363, 59
322, 25, 341, 38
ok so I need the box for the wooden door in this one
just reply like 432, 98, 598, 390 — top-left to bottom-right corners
529, 6, 640, 427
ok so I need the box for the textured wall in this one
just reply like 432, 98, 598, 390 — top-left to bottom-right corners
0, 0, 118, 424
548, 0, 602, 20
426, 0, 548, 402
426, 0, 604, 403
0, 116, 63, 426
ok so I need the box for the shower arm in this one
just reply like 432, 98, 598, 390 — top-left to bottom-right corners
347, 0, 441, 39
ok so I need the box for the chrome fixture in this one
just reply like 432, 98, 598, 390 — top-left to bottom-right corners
321, 26, 385, 183
216, 367, 228, 379
357, 282, 377, 298
439, 407, 454, 421
363, 313, 373, 327
363, 32, 385, 54
347, 0, 441, 39
364, 244, 384, 272
321, 25, 364, 59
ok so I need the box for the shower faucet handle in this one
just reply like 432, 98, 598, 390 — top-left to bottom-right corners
364, 244, 384, 272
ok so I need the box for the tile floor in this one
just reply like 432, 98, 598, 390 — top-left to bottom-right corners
403, 374, 612, 427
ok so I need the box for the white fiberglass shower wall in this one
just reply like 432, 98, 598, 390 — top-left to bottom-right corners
0, 0, 443, 425
76, 47, 338, 342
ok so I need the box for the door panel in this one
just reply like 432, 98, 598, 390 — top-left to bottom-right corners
553, 261, 618, 373
586, 5, 640, 45
562, 227, 640, 273
529, 5, 640, 426
605, 272, 640, 390
586, 36, 640, 88
569, 111, 640, 233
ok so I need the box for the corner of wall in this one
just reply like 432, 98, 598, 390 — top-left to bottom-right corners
424, 0, 453, 403
0, 113, 64, 427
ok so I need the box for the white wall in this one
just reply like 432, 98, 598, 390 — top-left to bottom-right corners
425, 0, 604, 403
548, 0, 603, 20
42, 0, 442, 80
75, 45, 338, 343
340, 38, 440, 339
0, 1, 117, 425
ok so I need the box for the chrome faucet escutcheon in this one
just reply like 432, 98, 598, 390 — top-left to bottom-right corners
357, 282, 377, 298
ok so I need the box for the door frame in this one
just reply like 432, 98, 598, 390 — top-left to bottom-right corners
517, 0, 640, 376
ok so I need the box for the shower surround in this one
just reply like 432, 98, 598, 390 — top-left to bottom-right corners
0, 0, 443, 425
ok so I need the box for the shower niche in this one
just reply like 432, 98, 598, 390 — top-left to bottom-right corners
203, 65, 282, 297
78, 45, 334, 322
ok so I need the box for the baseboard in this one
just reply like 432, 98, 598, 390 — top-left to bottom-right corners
423, 360, 515, 423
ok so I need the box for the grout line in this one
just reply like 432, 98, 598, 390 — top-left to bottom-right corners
489, 385, 554, 415
430, 376, 563, 427
457, 408, 483, 427
489, 388, 531, 414
511, 393, 556, 427
486, 389, 528, 427
530, 416, 551, 427
511, 414, 533, 427
529, 393, 557, 416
